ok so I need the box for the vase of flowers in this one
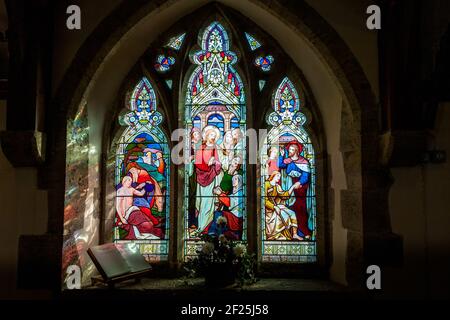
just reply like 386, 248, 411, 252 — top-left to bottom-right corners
184, 220, 257, 288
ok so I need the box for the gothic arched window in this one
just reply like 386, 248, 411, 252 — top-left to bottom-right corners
184, 22, 247, 258
260, 77, 317, 262
113, 77, 170, 262
109, 19, 320, 266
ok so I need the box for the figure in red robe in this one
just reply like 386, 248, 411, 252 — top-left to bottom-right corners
193, 126, 222, 234
278, 140, 312, 239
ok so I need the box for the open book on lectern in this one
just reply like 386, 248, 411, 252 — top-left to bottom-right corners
88, 242, 152, 280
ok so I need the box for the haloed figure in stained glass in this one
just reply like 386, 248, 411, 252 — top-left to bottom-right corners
264, 139, 312, 241
190, 125, 244, 240
264, 171, 303, 240
262, 77, 317, 262
185, 22, 246, 249
193, 126, 222, 234
277, 140, 311, 239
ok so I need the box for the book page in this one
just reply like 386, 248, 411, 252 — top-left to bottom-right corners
89, 243, 131, 278
115, 243, 152, 273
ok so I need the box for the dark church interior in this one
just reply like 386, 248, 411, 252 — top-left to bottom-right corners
0, 0, 449, 312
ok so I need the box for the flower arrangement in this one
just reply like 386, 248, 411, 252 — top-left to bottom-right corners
184, 218, 257, 287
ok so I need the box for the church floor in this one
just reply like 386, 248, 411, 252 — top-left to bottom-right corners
61, 278, 368, 301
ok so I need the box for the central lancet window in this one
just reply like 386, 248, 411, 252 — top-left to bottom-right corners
184, 22, 247, 258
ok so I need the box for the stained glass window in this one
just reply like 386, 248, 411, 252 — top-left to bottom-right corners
155, 55, 175, 73
244, 32, 261, 51
259, 80, 266, 91
114, 77, 170, 262
260, 77, 317, 263
184, 22, 247, 259
254, 55, 274, 72
165, 79, 173, 89
166, 33, 186, 50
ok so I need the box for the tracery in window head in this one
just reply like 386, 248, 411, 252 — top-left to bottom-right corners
254, 55, 274, 72
186, 21, 245, 107
260, 77, 317, 263
244, 32, 261, 51
259, 80, 266, 91
184, 21, 247, 260
166, 33, 186, 51
154, 54, 175, 73
114, 77, 170, 262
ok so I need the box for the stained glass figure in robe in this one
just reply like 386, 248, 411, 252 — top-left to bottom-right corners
114, 77, 170, 262
184, 22, 247, 258
260, 77, 317, 263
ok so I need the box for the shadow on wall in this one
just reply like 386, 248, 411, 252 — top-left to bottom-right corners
387, 103, 450, 299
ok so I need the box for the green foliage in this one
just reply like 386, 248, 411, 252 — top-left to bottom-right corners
235, 252, 257, 286
183, 234, 257, 287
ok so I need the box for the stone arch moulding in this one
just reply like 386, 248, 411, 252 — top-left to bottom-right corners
20, 0, 396, 291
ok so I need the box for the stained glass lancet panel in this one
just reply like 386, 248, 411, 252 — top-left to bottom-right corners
260, 77, 317, 263
184, 22, 247, 259
114, 77, 170, 262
